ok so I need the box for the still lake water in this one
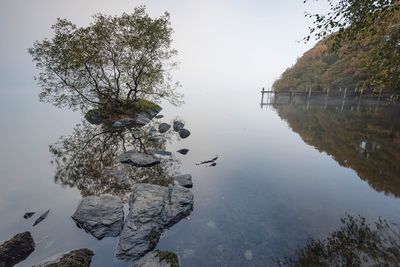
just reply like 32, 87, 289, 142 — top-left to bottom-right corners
1, 89, 400, 266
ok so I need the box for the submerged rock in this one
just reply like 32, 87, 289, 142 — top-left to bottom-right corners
34, 248, 94, 267
176, 149, 189, 155
72, 195, 124, 240
33, 209, 50, 226
24, 212, 35, 219
173, 174, 193, 188
116, 183, 194, 261
178, 129, 191, 139
0, 231, 35, 267
130, 251, 179, 267
158, 123, 171, 133
173, 121, 184, 132
119, 150, 160, 167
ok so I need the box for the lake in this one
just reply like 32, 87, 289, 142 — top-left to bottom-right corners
1, 87, 400, 266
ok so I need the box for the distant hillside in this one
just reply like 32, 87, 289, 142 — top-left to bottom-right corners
273, 9, 400, 91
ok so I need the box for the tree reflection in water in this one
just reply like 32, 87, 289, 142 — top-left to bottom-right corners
272, 96, 400, 197
49, 120, 181, 200
280, 214, 400, 266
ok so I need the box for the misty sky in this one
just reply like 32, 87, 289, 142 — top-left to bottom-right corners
0, 0, 328, 94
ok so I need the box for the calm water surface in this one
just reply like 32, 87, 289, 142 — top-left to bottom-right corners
1, 89, 400, 267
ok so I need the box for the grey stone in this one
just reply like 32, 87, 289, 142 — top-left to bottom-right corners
24, 212, 35, 219
159, 123, 171, 133
33, 209, 50, 226
174, 174, 193, 188
72, 195, 124, 240
134, 113, 152, 127
116, 184, 193, 261
173, 121, 185, 132
0, 232, 35, 267
34, 248, 93, 267
178, 129, 191, 139
112, 117, 135, 128
130, 251, 179, 267
119, 150, 160, 167
177, 149, 189, 155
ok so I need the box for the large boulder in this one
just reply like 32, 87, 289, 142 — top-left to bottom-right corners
119, 150, 160, 167
0, 231, 35, 267
34, 248, 94, 267
173, 174, 193, 188
116, 184, 194, 261
130, 251, 179, 267
72, 195, 124, 240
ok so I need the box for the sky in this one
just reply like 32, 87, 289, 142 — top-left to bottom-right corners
0, 0, 328, 94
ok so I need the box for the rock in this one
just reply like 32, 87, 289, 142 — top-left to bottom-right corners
178, 129, 191, 139
158, 123, 171, 133
85, 105, 162, 127
34, 248, 93, 267
134, 113, 152, 127
0, 231, 35, 266
24, 212, 35, 219
112, 117, 135, 128
173, 121, 184, 132
176, 149, 189, 155
244, 250, 253, 261
85, 109, 105, 125
155, 115, 164, 119
119, 150, 160, 167
116, 184, 194, 261
72, 195, 124, 240
149, 127, 157, 136
149, 150, 172, 157
130, 251, 179, 267
173, 174, 193, 188
33, 209, 50, 226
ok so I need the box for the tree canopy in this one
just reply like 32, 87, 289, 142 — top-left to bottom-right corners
28, 6, 181, 113
274, 1, 400, 91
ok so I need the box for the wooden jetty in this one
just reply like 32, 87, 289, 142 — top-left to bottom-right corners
260, 87, 395, 106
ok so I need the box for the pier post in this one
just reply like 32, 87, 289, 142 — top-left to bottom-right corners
260, 87, 265, 106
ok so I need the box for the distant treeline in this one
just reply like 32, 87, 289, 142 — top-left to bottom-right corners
273, 8, 400, 92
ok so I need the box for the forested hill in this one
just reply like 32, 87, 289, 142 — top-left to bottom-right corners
272, 8, 400, 92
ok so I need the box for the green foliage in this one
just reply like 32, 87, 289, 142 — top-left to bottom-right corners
28, 6, 182, 112
280, 215, 400, 266
293, 0, 400, 91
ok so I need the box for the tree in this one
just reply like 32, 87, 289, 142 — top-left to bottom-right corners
304, 0, 400, 91
28, 6, 181, 112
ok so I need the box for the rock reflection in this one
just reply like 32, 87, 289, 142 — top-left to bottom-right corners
271, 96, 400, 197
280, 215, 400, 266
49, 121, 181, 200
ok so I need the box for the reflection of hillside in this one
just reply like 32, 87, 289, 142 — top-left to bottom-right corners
50, 121, 180, 200
273, 98, 400, 197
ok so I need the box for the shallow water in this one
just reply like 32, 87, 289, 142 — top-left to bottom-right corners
1, 88, 400, 266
